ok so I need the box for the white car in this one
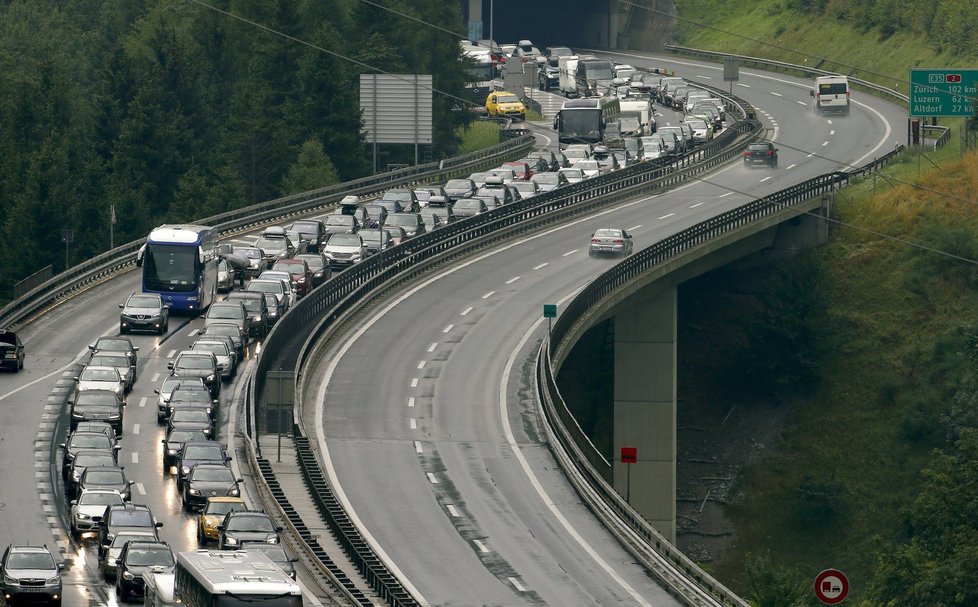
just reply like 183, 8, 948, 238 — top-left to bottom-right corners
257, 271, 297, 308
191, 339, 236, 381
323, 234, 367, 271
557, 167, 585, 184
74, 365, 125, 401
684, 118, 713, 144
572, 159, 602, 179
247, 278, 293, 312
70, 488, 125, 537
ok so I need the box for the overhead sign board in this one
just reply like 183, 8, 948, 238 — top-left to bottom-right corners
360, 74, 433, 144
620, 446, 637, 464
909, 68, 978, 117
723, 57, 739, 82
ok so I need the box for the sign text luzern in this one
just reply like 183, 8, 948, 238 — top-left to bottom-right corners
909, 68, 978, 117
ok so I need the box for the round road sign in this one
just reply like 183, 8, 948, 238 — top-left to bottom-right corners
813, 569, 849, 605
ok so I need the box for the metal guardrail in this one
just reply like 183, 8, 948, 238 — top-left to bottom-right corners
260, 87, 763, 605
0, 134, 534, 330
923, 124, 952, 149
539, 139, 906, 607
664, 44, 910, 107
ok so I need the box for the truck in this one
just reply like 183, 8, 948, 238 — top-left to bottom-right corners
575, 58, 615, 98
559, 54, 596, 97
618, 92, 655, 134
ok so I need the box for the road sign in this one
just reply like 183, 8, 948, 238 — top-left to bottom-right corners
543, 304, 557, 318
813, 569, 849, 605
620, 446, 637, 464
909, 68, 978, 117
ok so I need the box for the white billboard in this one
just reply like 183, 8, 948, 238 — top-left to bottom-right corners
360, 74, 433, 145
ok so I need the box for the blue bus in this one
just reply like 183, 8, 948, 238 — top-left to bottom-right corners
138, 224, 219, 314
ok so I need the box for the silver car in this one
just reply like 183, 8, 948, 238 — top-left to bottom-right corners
88, 353, 134, 393
191, 339, 236, 381
74, 365, 125, 402
323, 234, 366, 271
588, 228, 634, 257
118, 293, 169, 335
70, 488, 125, 537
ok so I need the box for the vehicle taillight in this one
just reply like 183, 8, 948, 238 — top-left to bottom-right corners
766, 151, 773, 156
591, 239, 601, 244
743, 151, 750, 156
613, 240, 623, 244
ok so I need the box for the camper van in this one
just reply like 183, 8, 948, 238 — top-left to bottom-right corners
558, 55, 582, 97
811, 75, 850, 115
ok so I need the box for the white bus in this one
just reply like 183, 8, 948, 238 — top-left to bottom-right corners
554, 97, 621, 146
174, 550, 303, 607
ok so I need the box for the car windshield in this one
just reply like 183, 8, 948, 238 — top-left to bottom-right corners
382, 191, 412, 202
749, 144, 771, 152
328, 234, 360, 247
291, 221, 319, 234
173, 410, 210, 422
497, 94, 519, 103
236, 248, 262, 259
594, 229, 624, 238
192, 467, 233, 482
126, 547, 174, 567
192, 344, 226, 357
171, 389, 211, 403
271, 262, 303, 274
533, 174, 559, 184
247, 281, 282, 295
387, 215, 417, 227
359, 230, 385, 244
78, 492, 124, 506
445, 179, 472, 190
233, 298, 260, 313
176, 356, 213, 370
167, 430, 205, 444
255, 237, 288, 252
85, 470, 125, 484
111, 533, 153, 547
184, 445, 223, 459
127, 296, 159, 308
296, 256, 325, 271
90, 355, 129, 368
454, 200, 481, 210
205, 325, 240, 338
245, 545, 287, 563
81, 368, 119, 382
325, 215, 354, 226
205, 501, 246, 516
688, 120, 709, 129
95, 339, 131, 352
208, 305, 243, 320
228, 516, 274, 532
110, 511, 153, 527
74, 453, 116, 467
7, 552, 55, 570
71, 435, 112, 449
76, 392, 119, 406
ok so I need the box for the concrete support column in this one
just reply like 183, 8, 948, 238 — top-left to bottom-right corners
613, 287, 677, 544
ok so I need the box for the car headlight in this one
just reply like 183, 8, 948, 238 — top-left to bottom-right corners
351, 253, 362, 261
206, 374, 215, 382
189, 488, 201, 496
229, 488, 240, 496
297, 277, 306, 283
203, 428, 212, 435
224, 537, 238, 546
77, 512, 90, 520
267, 537, 278, 544
109, 414, 120, 420
253, 315, 261, 322
106, 533, 115, 543
167, 449, 177, 455
122, 571, 134, 581
181, 466, 190, 475
4, 575, 18, 585
72, 470, 81, 481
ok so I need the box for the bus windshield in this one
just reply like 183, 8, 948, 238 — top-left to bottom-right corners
559, 110, 602, 143
144, 244, 199, 292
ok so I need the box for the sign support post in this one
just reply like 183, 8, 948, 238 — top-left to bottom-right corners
543, 304, 557, 334
620, 446, 637, 502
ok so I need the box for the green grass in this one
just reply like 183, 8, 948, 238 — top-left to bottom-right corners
456, 120, 501, 155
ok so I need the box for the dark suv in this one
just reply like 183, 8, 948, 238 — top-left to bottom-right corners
0, 545, 63, 606
96, 503, 162, 558
176, 440, 231, 488
743, 142, 779, 168
168, 351, 220, 399
114, 540, 174, 602
0, 329, 25, 372
217, 511, 283, 549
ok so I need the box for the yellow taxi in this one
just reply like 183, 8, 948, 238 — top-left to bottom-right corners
485, 91, 526, 121
197, 496, 247, 544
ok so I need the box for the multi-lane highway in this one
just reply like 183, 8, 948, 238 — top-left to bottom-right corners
0, 49, 905, 607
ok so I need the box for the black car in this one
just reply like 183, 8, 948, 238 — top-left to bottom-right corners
167, 351, 220, 399
286, 219, 326, 253
167, 407, 215, 439
88, 336, 138, 380
161, 429, 208, 469
155, 376, 209, 423
115, 541, 174, 602
77, 466, 133, 502
65, 450, 119, 498
226, 292, 269, 338
743, 142, 779, 168
96, 503, 162, 558
358, 229, 393, 257
60, 431, 120, 481
538, 58, 560, 90
167, 384, 218, 419
0, 545, 63, 606
295, 253, 331, 288
0, 329, 25, 372
69, 389, 125, 435
176, 441, 231, 487
361, 204, 388, 229
118, 292, 169, 335
182, 463, 242, 511
217, 511, 282, 549
444, 178, 476, 203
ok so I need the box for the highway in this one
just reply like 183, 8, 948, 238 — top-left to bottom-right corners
0, 50, 905, 606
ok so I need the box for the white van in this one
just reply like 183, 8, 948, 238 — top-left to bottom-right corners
811, 75, 850, 115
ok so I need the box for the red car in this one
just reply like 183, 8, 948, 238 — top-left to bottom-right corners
271, 259, 313, 298
501, 161, 533, 180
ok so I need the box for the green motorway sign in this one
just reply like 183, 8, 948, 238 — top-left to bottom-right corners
909, 68, 978, 117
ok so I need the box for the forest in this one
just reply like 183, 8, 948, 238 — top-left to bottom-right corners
0, 0, 471, 301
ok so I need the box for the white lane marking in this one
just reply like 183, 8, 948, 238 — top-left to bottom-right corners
830, 130, 836, 135
481, 291, 495, 299
427, 343, 438, 352
166, 349, 177, 359
151, 372, 160, 383
628, 224, 642, 231
460, 306, 473, 316
132, 424, 140, 435
822, 141, 830, 147
718, 192, 732, 198
410, 378, 419, 388
759, 176, 773, 183
658, 213, 675, 220
414, 441, 422, 453
807, 153, 815, 158
827, 119, 833, 125
186, 330, 197, 338
427, 472, 438, 484
737, 82, 750, 88
498, 292, 655, 607
417, 361, 426, 369
770, 91, 783, 97
408, 397, 415, 408
409, 418, 417, 430
131, 452, 139, 464
139, 397, 147, 408
562, 249, 578, 256
474, 540, 490, 553
446, 504, 459, 517
695, 74, 712, 79
532, 262, 549, 270
689, 202, 704, 208
509, 578, 527, 592
786, 163, 797, 170
442, 324, 454, 333
136, 483, 146, 495
505, 276, 521, 284
796, 100, 807, 105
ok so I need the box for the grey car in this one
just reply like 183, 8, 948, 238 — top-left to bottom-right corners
386, 213, 426, 239
588, 228, 634, 257
198, 323, 246, 360
88, 336, 138, 380
88, 353, 135, 393
204, 301, 251, 340
0, 545, 63, 605
167, 351, 220, 399
119, 293, 169, 335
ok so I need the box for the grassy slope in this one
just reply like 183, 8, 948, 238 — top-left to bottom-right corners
670, 2, 978, 600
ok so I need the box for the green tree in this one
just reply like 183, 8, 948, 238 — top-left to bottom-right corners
282, 139, 340, 194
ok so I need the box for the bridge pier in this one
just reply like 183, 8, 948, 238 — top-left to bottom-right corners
613, 286, 677, 544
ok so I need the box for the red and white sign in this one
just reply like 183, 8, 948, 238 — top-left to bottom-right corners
813, 569, 849, 605
620, 446, 637, 464
947, 74, 962, 83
